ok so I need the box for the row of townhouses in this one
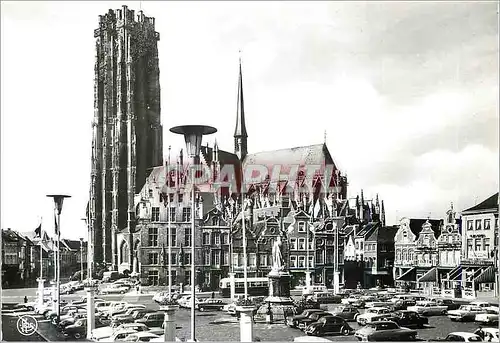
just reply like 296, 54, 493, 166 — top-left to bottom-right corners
1, 228, 88, 288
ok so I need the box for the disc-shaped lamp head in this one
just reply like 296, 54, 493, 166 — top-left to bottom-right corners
170, 125, 217, 158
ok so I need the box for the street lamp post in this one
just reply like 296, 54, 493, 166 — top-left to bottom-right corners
46, 194, 71, 324
80, 238, 84, 282
82, 216, 96, 339
170, 125, 217, 342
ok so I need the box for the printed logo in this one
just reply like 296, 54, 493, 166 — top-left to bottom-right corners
16, 315, 38, 336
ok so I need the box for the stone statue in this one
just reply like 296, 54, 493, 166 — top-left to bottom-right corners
272, 236, 284, 272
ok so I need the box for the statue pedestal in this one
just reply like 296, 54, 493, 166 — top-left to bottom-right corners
236, 306, 255, 342
256, 269, 295, 323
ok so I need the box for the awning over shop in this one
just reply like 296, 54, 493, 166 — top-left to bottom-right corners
397, 267, 416, 282
475, 266, 495, 283
418, 267, 438, 283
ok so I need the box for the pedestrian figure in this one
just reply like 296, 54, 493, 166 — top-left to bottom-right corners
24, 296, 28, 303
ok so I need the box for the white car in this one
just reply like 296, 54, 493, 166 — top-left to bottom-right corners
100, 284, 130, 294
365, 301, 393, 309
177, 295, 202, 309
97, 328, 138, 342
356, 307, 392, 325
442, 332, 482, 342
407, 301, 448, 316
448, 305, 486, 322
123, 332, 160, 342
475, 306, 499, 325
470, 301, 491, 309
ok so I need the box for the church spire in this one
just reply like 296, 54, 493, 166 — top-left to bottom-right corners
234, 52, 248, 161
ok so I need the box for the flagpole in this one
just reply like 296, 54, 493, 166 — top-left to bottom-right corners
242, 194, 248, 299
168, 146, 172, 298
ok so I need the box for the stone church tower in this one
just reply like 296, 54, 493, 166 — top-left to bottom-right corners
89, 6, 163, 270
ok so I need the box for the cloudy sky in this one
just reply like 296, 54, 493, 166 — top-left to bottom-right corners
1, 1, 498, 240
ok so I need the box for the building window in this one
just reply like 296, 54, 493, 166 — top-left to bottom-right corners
484, 238, 490, 253
360, 242, 364, 250
222, 233, 229, 245
355, 242, 359, 249
204, 251, 210, 265
185, 228, 192, 247
223, 251, 229, 265
169, 208, 176, 222
403, 230, 408, 238
238, 253, 244, 267
476, 219, 482, 230
249, 253, 257, 267
170, 230, 176, 247
316, 250, 324, 264
184, 252, 191, 265
308, 255, 314, 268
169, 194, 174, 203
182, 208, 191, 222
214, 233, 220, 245
148, 252, 159, 265
402, 250, 407, 262
148, 228, 158, 247
212, 217, 219, 226
259, 254, 267, 266
475, 238, 482, 251
203, 233, 210, 245
467, 220, 473, 230
170, 253, 177, 265
298, 256, 306, 268
484, 219, 491, 230
151, 207, 160, 222
396, 249, 401, 262
290, 255, 297, 268
290, 238, 297, 250
298, 238, 305, 250
148, 270, 159, 286
212, 251, 220, 266
149, 189, 154, 198
467, 239, 473, 252
232, 253, 239, 267
178, 194, 183, 203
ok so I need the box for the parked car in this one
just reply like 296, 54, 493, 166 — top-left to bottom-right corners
197, 299, 226, 312
328, 305, 360, 322
436, 299, 461, 311
123, 332, 160, 342
63, 317, 108, 340
100, 284, 130, 295
407, 300, 448, 316
382, 310, 428, 329
312, 292, 342, 304
110, 304, 146, 317
287, 309, 325, 328
135, 312, 165, 328
448, 305, 486, 322
430, 332, 483, 342
393, 299, 417, 311
112, 309, 157, 326
342, 296, 366, 308
475, 306, 499, 325
470, 301, 492, 309
354, 321, 418, 342
46, 305, 86, 321
479, 328, 499, 342
304, 316, 354, 336
56, 312, 87, 330
97, 328, 138, 342
298, 312, 334, 330
356, 307, 392, 325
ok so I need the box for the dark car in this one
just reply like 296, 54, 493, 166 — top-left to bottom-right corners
304, 315, 354, 336
298, 312, 334, 330
436, 299, 461, 311
354, 321, 418, 341
135, 312, 165, 328
197, 299, 226, 312
287, 309, 326, 328
394, 299, 417, 311
329, 306, 360, 321
63, 317, 107, 339
112, 308, 157, 327
383, 310, 429, 329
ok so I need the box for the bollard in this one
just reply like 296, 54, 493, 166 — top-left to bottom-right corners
236, 305, 255, 342
161, 305, 178, 342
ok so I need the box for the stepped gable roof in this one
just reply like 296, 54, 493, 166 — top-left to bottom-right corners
366, 225, 398, 243
462, 193, 499, 214
409, 219, 442, 238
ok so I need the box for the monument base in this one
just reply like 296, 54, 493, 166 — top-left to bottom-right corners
255, 270, 295, 322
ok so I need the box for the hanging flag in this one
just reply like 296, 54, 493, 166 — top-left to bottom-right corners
34, 223, 41, 238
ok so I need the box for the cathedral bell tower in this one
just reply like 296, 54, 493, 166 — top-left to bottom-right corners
234, 57, 248, 161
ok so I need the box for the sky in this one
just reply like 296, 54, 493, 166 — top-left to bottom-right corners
1, 1, 498, 240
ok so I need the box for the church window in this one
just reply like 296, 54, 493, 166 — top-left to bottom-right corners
120, 242, 129, 263
151, 207, 160, 222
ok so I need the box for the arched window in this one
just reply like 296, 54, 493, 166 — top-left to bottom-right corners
396, 249, 401, 262
120, 242, 129, 263
402, 249, 408, 262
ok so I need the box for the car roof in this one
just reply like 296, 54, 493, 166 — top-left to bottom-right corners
129, 332, 160, 338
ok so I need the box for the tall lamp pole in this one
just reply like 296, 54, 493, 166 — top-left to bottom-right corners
46, 194, 71, 324
79, 238, 84, 282
170, 125, 217, 342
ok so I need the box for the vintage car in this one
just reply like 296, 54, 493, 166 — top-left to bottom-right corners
480, 328, 499, 342
328, 305, 360, 321
110, 304, 146, 317
342, 296, 366, 308
304, 316, 354, 336
312, 292, 342, 304
123, 331, 160, 342
56, 312, 87, 330
287, 309, 325, 328
63, 317, 108, 340
354, 321, 418, 342
97, 328, 138, 342
430, 332, 483, 342
381, 310, 428, 328
475, 306, 499, 325
93, 323, 163, 342
448, 305, 486, 322
356, 307, 392, 325
407, 300, 449, 316
436, 299, 461, 311
196, 299, 226, 312
99, 284, 130, 295
298, 312, 334, 330
393, 299, 417, 311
